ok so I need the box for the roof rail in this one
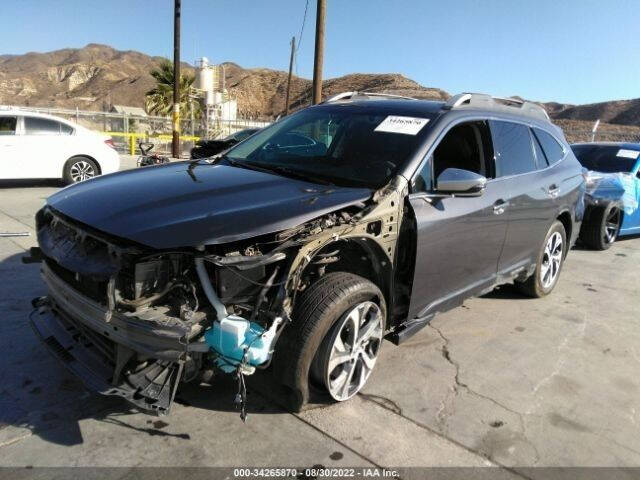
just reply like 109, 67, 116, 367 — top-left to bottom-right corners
323, 91, 417, 103
443, 92, 550, 121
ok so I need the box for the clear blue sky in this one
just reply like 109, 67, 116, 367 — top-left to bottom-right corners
1, 0, 638, 105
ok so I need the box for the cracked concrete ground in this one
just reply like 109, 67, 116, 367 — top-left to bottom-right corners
1, 159, 639, 476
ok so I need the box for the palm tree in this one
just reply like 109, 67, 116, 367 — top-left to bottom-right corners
145, 60, 201, 118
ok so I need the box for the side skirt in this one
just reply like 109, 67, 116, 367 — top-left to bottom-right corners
386, 314, 435, 345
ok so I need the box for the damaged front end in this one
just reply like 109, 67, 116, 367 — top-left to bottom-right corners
31, 207, 210, 415
29, 176, 407, 417
583, 170, 639, 214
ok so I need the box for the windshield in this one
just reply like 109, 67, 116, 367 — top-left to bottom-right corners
224, 107, 433, 188
571, 145, 639, 173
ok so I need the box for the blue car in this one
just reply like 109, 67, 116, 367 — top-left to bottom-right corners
571, 142, 640, 249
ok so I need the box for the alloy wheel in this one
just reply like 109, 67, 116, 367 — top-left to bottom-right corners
323, 301, 383, 401
69, 160, 96, 182
603, 208, 620, 245
540, 232, 563, 289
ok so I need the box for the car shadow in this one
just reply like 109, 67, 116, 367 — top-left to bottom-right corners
176, 374, 291, 415
616, 233, 640, 242
0, 250, 290, 448
480, 283, 532, 300
0, 179, 63, 189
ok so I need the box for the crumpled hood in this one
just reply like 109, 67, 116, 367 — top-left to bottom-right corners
46, 161, 372, 249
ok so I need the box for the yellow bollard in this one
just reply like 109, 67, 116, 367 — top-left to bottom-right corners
129, 135, 136, 156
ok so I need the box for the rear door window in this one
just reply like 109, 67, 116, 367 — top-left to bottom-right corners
533, 128, 564, 166
24, 117, 62, 135
0, 116, 17, 135
490, 120, 537, 177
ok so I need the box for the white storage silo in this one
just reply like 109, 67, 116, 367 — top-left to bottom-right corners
195, 57, 214, 94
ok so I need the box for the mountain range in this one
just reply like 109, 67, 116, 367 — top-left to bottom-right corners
1, 44, 639, 131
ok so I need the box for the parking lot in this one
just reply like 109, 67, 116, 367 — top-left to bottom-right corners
1, 156, 639, 476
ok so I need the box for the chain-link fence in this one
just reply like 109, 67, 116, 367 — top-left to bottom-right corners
7, 104, 640, 156
6, 105, 272, 156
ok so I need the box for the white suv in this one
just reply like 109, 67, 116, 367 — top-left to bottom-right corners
0, 110, 120, 184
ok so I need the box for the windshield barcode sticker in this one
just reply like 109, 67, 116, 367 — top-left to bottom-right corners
374, 116, 429, 135
616, 149, 640, 159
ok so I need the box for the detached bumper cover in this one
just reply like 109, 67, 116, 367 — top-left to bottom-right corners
29, 305, 183, 415
28, 262, 195, 415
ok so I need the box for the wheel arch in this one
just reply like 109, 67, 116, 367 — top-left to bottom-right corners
297, 237, 393, 324
556, 210, 573, 255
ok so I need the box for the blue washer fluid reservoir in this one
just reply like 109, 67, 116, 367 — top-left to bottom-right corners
204, 316, 280, 371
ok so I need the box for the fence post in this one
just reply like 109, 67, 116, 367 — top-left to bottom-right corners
591, 119, 600, 143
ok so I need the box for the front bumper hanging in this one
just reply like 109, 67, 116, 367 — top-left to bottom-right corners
29, 300, 184, 416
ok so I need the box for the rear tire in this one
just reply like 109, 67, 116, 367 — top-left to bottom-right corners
63, 157, 99, 184
579, 204, 620, 250
273, 272, 386, 411
517, 220, 566, 298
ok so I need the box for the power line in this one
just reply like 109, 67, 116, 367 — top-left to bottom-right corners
294, 0, 309, 77
297, 0, 310, 52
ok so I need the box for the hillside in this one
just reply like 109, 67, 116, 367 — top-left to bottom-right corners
1, 44, 639, 128
223, 64, 449, 117
546, 99, 640, 126
0, 44, 172, 110
0, 44, 447, 118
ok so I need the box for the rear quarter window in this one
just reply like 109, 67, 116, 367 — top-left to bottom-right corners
60, 122, 74, 135
533, 128, 565, 166
490, 120, 537, 177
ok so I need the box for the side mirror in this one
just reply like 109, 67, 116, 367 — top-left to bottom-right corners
436, 168, 487, 196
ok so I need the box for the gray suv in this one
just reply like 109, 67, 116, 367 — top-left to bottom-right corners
30, 92, 584, 416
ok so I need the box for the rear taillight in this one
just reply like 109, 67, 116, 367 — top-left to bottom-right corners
104, 139, 116, 149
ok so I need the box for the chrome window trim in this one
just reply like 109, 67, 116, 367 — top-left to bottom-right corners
409, 114, 568, 192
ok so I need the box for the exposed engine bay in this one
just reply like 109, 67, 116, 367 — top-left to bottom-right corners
29, 176, 412, 419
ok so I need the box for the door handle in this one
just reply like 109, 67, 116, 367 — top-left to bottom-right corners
547, 185, 560, 198
493, 200, 509, 215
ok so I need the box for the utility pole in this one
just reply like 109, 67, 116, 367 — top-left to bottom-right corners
312, 0, 326, 104
172, 0, 181, 158
285, 36, 296, 116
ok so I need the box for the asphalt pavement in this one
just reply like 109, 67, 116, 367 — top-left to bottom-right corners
0, 157, 639, 477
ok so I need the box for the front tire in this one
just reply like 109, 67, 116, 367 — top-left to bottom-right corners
517, 220, 566, 298
313, 300, 384, 401
274, 272, 386, 410
63, 157, 99, 184
579, 204, 620, 250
